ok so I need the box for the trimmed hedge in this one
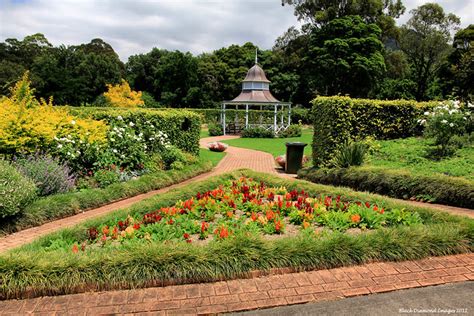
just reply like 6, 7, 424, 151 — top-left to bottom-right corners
311, 96, 437, 165
0, 160, 212, 236
298, 166, 474, 209
65, 107, 201, 155
1, 170, 472, 299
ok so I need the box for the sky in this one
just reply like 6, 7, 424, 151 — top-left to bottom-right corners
0, 0, 472, 61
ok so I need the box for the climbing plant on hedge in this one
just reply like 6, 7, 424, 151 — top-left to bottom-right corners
311, 96, 437, 166
65, 107, 201, 155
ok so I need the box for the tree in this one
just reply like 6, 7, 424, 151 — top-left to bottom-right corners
399, 3, 460, 101
438, 24, 474, 101
306, 15, 386, 97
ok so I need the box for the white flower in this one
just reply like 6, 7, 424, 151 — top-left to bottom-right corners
149, 137, 155, 141
424, 111, 430, 116
129, 122, 135, 127
441, 119, 448, 124
449, 123, 454, 127
117, 116, 123, 120
463, 117, 467, 120
468, 102, 474, 108
57, 144, 63, 149
110, 138, 115, 142
71, 120, 76, 125
113, 149, 118, 153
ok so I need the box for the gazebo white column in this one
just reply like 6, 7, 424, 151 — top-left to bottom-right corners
245, 104, 249, 128
273, 104, 278, 133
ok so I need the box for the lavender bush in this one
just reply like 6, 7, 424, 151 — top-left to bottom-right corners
14, 155, 76, 196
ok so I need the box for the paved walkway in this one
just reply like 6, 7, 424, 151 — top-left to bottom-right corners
1, 253, 473, 315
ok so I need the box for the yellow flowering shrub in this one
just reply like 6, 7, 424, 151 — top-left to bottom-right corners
103, 79, 144, 108
0, 72, 108, 155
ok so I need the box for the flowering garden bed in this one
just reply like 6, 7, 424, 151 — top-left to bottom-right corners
1, 170, 472, 300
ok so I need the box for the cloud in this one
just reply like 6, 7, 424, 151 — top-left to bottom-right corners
0, 0, 300, 61
0, 0, 472, 62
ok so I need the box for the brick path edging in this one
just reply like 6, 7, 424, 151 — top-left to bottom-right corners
1, 253, 473, 315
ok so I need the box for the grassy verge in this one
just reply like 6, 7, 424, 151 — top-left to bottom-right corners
1, 170, 472, 300
223, 128, 313, 157
0, 159, 213, 236
199, 148, 226, 167
368, 137, 474, 181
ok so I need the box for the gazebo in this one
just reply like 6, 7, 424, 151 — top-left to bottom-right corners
221, 54, 291, 135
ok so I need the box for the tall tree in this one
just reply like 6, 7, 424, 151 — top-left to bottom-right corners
399, 3, 460, 101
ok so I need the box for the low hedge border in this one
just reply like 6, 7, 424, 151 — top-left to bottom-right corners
0, 160, 213, 236
298, 166, 474, 209
1, 170, 472, 300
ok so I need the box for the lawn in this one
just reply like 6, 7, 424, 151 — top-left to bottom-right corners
368, 137, 474, 181
222, 127, 313, 157
199, 148, 226, 166
2, 170, 472, 300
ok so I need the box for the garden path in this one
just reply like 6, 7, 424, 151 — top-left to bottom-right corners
1, 253, 473, 314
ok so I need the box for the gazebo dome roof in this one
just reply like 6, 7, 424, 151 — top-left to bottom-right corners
242, 64, 270, 83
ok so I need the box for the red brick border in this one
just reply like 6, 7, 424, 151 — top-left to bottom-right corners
1, 253, 473, 315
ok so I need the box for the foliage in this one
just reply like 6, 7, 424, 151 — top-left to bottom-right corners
141, 91, 162, 108
0, 73, 108, 156
0, 160, 37, 218
66, 107, 201, 155
93, 168, 121, 188
420, 100, 471, 157
14, 155, 75, 196
208, 123, 224, 136
306, 15, 386, 97
311, 96, 437, 165
0, 160, 212, 236
0, 170, 472, 300
103, 79, 144, 108
241, 127, 275, 138
329, 141, 368, 168
160, 145, 187, 169
279, 124, 302, 138
298, 166, 474, 209
399, 3, 460, 101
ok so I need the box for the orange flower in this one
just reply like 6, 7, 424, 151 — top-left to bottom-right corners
275, 220, 282, 232
266, 210, 275, 221
72, 244, 79, 254
302, 221, 311, 229
251, 212, 257, 221
219, 227, 229, 239
102, 225, 109, 235
351, 214, 361, 223
226, 211, 233, 218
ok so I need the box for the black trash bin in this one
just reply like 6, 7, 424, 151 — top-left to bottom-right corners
285, 142, 307, 174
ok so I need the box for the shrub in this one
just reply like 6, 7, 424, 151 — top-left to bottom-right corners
329, 141, 368, 168
161, 145, 187, 169
420, 100, 471, 157
93, 169, 121, 188
0, 160, 37, 218
208, 123, 224, 136
14, 155, 75, 196
311, 96, 437, 166
290, 108, 311, 124
241, 127, 275, 138
141, 91, 162, 108
0, 73, 108, 156
279, 124, 302, 138
298, 166, 474, 208
65, 107, 201, 155
103, 79, 144, 108
170, 161, 185, 170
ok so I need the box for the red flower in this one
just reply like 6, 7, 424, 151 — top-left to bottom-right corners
365, 202, 371, 208
101, 234, 107, 242
373, 206, 378, 212
168, 219, 174, 225
201, 221, 209, 232
275, 220, 282, 232
351, 214, 361, 223
219, 227, 229, 239
183, 233, 190, 239
72, 244, 79, 254
251, 212, 257, 221
186, 239, 192, 243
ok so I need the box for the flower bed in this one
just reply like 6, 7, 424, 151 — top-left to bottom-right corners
207, 142, 228, 152
1, 170, 472, 300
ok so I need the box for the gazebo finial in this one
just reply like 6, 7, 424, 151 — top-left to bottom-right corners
255, 47, 258, 64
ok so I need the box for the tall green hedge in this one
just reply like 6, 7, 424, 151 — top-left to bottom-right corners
65, 107, 201, 155
311, 97, 437, 165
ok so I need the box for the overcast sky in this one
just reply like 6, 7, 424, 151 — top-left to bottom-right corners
0, 0, 472, 61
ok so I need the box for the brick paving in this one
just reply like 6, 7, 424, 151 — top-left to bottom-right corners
1, 253, 473, 315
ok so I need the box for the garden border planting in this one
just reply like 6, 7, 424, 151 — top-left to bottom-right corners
298, 166, 474, 209
1, 170, 472, 300
0, 160, 213, 236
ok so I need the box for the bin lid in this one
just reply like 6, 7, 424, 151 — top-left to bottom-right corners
285, 142, 307, 147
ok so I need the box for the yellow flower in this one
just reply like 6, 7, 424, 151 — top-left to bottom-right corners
103, 79, 144, 108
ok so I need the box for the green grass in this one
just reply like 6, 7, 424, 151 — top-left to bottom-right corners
222, 128, 313, 157
199, 148, 226, 166
368, 137, 474, 181
200, 127, 209, 139
1, 170, 473, 300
